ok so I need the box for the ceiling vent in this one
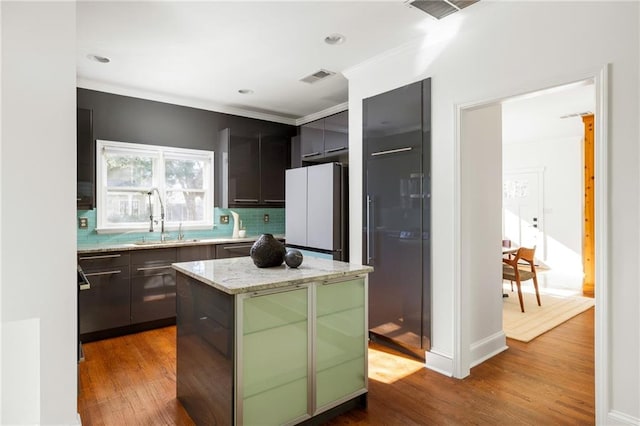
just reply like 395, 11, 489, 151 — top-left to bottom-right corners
408, 0, 480, 20
300, 69, 336, 84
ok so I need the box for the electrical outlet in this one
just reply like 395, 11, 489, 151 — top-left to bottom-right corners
220, 215, 229, 224
78, 217, 89, 229
263, 214, 270, 223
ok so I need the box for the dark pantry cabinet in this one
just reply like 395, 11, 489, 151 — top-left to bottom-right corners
363, 78, 431, 358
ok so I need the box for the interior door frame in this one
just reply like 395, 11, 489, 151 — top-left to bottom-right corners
453, 65, 608, 422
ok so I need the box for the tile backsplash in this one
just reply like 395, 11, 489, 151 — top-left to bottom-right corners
77, 207, 285, 246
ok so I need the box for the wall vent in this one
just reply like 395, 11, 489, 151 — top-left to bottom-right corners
408, 0, 480, 20
300, 69, 336, 84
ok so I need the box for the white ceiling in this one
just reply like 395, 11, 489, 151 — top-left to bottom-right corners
77, 1, 446, 125
502, 81, 596, 145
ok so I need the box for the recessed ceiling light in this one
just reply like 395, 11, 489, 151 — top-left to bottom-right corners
87, 54, 110, 64
238, 89, 254, 95
324, 33, 346, 45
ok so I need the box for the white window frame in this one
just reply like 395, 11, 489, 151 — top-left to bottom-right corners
96, 139, 214, 233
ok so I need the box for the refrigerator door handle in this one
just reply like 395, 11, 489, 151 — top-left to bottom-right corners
366, 195, 374, 264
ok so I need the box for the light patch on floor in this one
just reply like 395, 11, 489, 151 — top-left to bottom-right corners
367, 347, 424, 384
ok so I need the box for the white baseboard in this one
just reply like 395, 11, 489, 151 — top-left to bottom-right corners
470, 331, 508, 368
425, 349, 454, 377
608, 410, 640, 425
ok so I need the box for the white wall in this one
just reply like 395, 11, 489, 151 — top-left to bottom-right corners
503, 134, 583, 272
346, 1, 639, 422
461, 104, 507, 369
1, 2, 78, 424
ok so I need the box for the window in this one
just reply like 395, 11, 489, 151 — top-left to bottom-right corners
96, 140, 214, 232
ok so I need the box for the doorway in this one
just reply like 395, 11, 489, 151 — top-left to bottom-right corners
501, 80, 596, 296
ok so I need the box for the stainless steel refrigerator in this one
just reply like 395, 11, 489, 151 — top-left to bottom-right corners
285, 162, 348, 261
363, 78, 431, 359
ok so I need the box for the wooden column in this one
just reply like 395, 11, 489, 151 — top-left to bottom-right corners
582, 114, 595, 297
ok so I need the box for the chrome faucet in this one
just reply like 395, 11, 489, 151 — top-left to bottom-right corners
177, 222, 184, 241
146, 188, 166, 241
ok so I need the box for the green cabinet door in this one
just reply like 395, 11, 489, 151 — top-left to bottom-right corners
315, 278, 366, 409
240, 287, 309, 425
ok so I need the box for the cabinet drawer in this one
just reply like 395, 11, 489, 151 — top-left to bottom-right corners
316, 278, 365, 316
215, 243, 253, 259
177, 245, 215, 262
130, 247, 177, 265
78, 251, 130, 270
79, 265, 131, 334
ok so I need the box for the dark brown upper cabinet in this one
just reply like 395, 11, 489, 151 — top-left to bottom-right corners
299, 110, 349, 163
77, 108, 94, 210
226, 129, 291, 208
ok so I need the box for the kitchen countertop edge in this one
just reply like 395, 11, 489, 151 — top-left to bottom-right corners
77, 234, 285, 254
172, 257, 373, 295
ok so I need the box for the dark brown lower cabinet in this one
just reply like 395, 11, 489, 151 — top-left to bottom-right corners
130, 248, 177, 324
78, 252, 131, 335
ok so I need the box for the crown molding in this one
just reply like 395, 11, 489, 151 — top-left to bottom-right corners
295, 101, 348, 126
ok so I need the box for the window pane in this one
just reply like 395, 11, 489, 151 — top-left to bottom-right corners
165, 158, 204, 189
106, 154, 153, 188
166, 190, 204, 222
106, 191, 149, 223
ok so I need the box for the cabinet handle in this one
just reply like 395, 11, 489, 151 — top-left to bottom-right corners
222, 245, 253, 250
323, 274, 366, 285
370, 147, 412, 157
233, 199, 259, 203
84, 270, 121, 277
264, 199, 285, 203
302, 152, 321, 158
325, 146, 348, 153
79, 253, 121, 260
136, 265, 172, 272
366, 195, 374, 264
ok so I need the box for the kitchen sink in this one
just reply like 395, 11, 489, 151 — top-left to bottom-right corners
132, 238, 200, 246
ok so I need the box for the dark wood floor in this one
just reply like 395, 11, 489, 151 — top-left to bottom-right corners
78, 308, 594, 425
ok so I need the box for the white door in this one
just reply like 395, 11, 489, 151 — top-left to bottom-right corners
502, 169, 544, 259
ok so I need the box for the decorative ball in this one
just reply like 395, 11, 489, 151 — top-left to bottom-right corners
284, 249, 303, 268
249, 234, 286, 268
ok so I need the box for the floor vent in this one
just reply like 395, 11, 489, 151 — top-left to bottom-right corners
408, 0, 480, 20
300, 69, 336, 84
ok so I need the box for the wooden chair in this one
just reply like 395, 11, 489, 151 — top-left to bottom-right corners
502, 246, 541, 313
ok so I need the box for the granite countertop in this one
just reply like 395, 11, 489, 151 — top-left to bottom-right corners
77, 234, 285, 254
172, 256, 373, 295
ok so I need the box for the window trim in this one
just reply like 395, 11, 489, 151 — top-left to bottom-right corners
95, 139, 215, 234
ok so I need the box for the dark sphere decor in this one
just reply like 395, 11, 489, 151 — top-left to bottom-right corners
284, 249, 304, 268
250, 234, 286, 268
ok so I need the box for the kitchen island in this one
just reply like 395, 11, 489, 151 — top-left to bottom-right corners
172, 256, 372, 426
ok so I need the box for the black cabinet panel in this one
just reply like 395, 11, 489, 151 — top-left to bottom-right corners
177, 273, 234, 425
77, 108, 94, 209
